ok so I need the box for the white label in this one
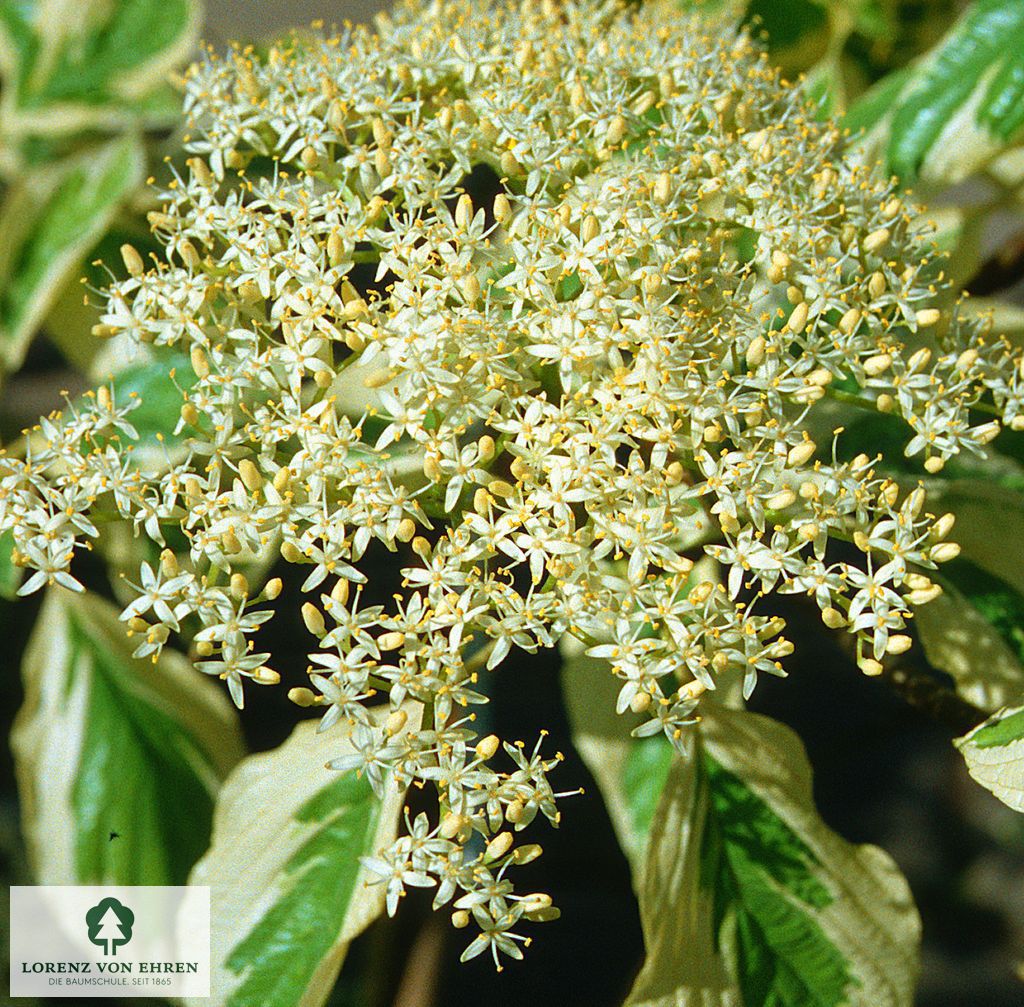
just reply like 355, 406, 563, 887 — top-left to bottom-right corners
9, 886, 210, 998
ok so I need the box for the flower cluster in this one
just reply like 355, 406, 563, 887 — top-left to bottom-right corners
1, 0, 1021, 965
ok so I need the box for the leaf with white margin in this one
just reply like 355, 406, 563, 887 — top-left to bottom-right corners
560, 560, 732, 877
626, 706, 920, 1007
956, 705, 1024, 813
914, 570, 1024, 714
12, 589, 245, 885
0, 134, 144, 369
922, 480, 1024, 597
186, 711, 412, 1007
849, 0, 1024, 185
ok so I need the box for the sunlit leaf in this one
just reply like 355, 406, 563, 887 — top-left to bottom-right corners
0, 134, 144, 369
956, 704, 1024, 813
11, 589, 245, 885
626, 707, 920, 1007
850, 0, 1024, 183
186, 714, 410, 1007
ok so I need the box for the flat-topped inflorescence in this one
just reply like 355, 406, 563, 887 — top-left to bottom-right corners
1, 0, 1020, 967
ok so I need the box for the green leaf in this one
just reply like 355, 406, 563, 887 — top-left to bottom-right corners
0, 0, 198, 136
0, 134, 145, 370
0, 528, 23, 598
626, 706, 920, 1007
11, 589, 246, 885
914, 566, 1024, 715
850, 0, 1024, 183
187, 715, 409, 1007
956, 704, 1024, 812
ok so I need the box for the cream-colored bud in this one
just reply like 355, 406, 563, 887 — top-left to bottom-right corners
512, 843, 543, 865
273, 466, 291, 492
239, 458, 263, 492
493, 193, 512, 222
581, 214, 600, 244
930, 542, 961, 563
485, 832, 513, 861
128, 617, 149, 634
451, 910, 470, 929
876, 393, 894, 413
863, 227, 891, 254
905, 486, 925, 518
396, 517, 416, 543
907, 583, 943, 605
423, 454, 442, 481
719, 511, 739, 534
931, 512, 955, 540
159, 548, 178, 578
632, 90, 656, 116
264, 577, 283, 601
331, 578, 350, 606
180, 402, 199, 427
956, 348, 978, 372
384, 708, 408, 736
505, 799, 525, 823
799, 480, 818, 500
924, 455, 945, 474
230, 572, 249, 599
908, 347, 932, 373
412, 536, 432, 560
477, 435, 496, 462
476, 734, 500, 760
711, 650, 729, 674
767, 489, 796, 511
880, 481, 899, 508
288, 688, 315, 712
221, 528, 242, 555
798, 523, 819, 541
120, 243, 144, 277
378, 631, 405, 651
195, 640, 214, 657
252, 666, 280, 685
886, 635, 913, 655
859, 657, 884, 677
787, 440, 816, 467
838, 307, 862, 336
300, 146, 319, 171
746, 335, 766, 369
280, 541, 303, 563
459, 272, 481, 305
973, 420, 1001, 445
190, 345, 210, 378
787, 301, 809, 334
455, 193, 474, 229
605, 114, 627, 148
915, 308, 941, 329
500, 150, 522, 177
853, 530, 871, 552
822, 607, 846, 629
629, 691, 651, 714
440, 812, 468, 839
863, 353, 891, 377
665, 461, 684, 486
302, 603, 325, 637
653, 172, 671, 205
488, 479, 515, 499
473, 487, 492, 514
867, 271, 887, 299
187, 156, 213, 186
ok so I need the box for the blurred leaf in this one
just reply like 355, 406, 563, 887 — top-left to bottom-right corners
850, 0, 1024, 184
11, 589, 245, 885
0, 0, 198, 138
914, 566, 1024, 714
186, 715, 409, 1007
561, 643, 673, 875
0, 528, 23, 598
0, 134, 144, 370
956, 704, 1024, 812
45, 223, 162, 371
626, 707, 920, 1007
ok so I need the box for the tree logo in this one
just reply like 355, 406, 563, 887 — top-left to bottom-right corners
85, 897, 134, 956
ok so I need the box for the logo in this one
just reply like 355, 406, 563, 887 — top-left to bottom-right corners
85, 897, 134, 956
